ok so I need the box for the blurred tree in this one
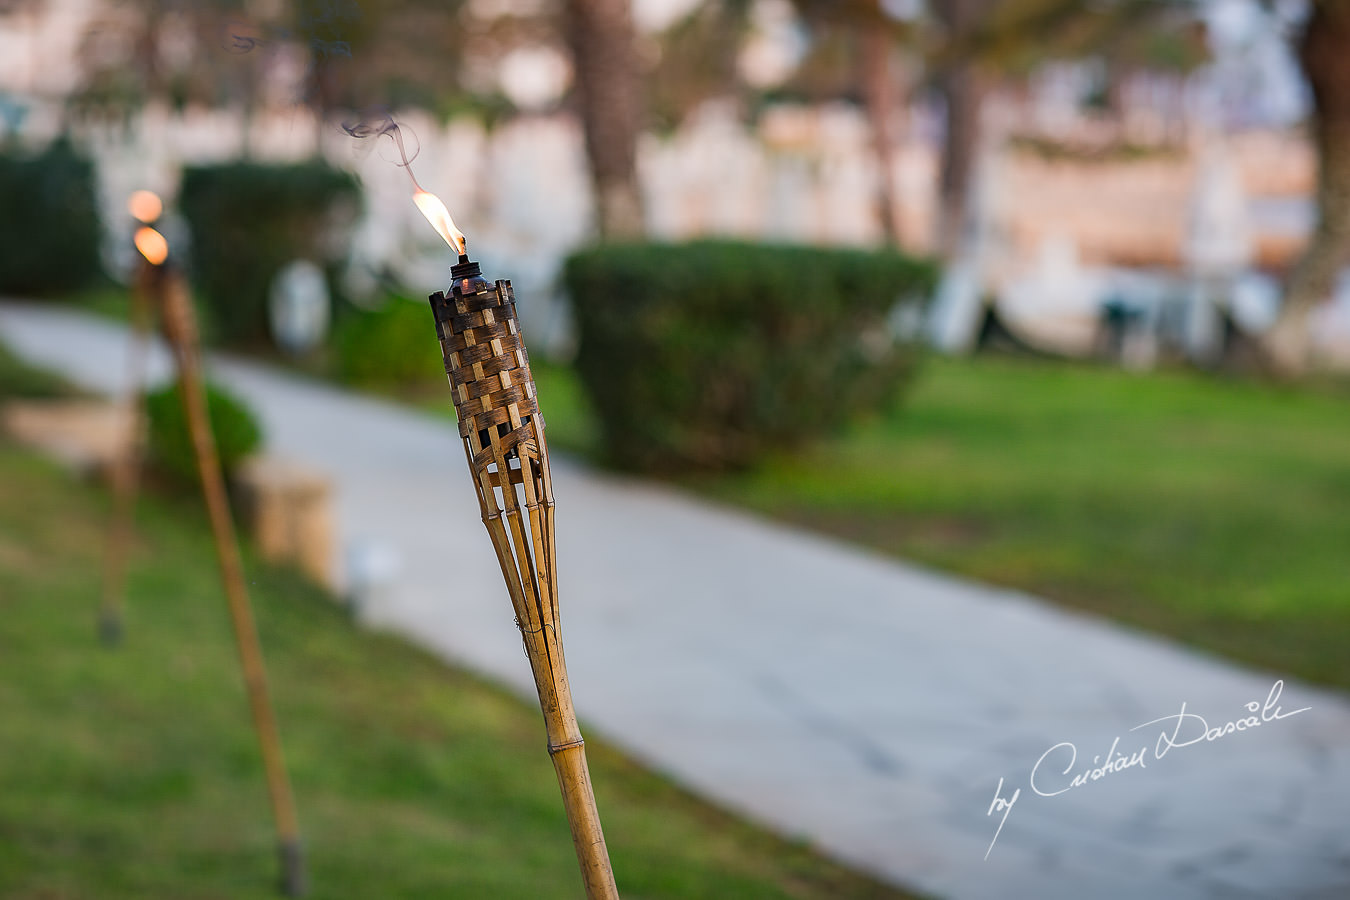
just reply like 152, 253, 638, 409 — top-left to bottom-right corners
298, 0, 526, 124
788, 1, 915, 248
563, 0, 645, 239
650, 0, 918, 248
984, 0, 1350, 374
0, 0, 46, 101
65, 0, 492, 137
860, 26, 905, 246
646, 0, 753, 133
68, 0, 251, 126
778, 0, 1200, 255
928, 0, 1205, 255
944, 0, 1350, 375
1266, 0, 1350, 374
930, 0, 988, 257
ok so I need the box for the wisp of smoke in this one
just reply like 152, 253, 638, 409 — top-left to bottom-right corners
341, 111, 427, 192
216, 2, 437, 204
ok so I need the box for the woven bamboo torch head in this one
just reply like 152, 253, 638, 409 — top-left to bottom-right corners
427, 259, 553, 520
418, 189, 560, 646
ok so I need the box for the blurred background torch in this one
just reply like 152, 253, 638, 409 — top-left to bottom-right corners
130, 205, 308, 898
98, 190, 163, 645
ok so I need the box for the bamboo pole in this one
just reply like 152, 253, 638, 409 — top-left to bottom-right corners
429, 259, 619, 899
98, 273, 154, 646
153, 266, 308, 898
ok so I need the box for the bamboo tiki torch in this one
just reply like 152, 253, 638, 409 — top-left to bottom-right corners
415, 189, 620, 899
99, 191, 163, 645
131, 221, 308, 897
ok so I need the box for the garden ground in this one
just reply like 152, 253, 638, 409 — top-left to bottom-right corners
0, 438, 915, 900
3, 303, 1348, 900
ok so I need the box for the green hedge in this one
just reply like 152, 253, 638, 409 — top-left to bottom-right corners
145, 381, 263, 484
332, 295, 446, 388
179, 161, 360, 346
0, 139, 103, 296
564, 240, 936, 472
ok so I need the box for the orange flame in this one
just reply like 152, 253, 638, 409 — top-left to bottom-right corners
134, 226, 169, 266
413, 189, 467, 255
128, 190, 162, 224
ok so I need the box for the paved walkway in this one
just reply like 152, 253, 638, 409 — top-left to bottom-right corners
3, 302, 1349, 900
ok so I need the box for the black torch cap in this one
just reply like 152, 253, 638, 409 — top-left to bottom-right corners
449, 254, 491, 297
451, 254, 480, 280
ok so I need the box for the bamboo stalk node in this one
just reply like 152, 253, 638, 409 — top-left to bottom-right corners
548, 738, 586, 755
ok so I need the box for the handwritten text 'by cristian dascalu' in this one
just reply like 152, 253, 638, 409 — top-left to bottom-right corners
983, 680, 1311, 859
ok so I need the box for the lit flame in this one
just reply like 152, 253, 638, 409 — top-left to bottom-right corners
134, 226, 169, 266
413, 189, 467, 255
128, 190, 162, 224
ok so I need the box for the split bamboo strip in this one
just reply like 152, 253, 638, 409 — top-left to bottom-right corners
153, 267, 307, 898
98, 274, 154, 646
429, 261, 619, 900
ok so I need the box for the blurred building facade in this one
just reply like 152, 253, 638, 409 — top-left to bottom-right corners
5, 0, 1349, 363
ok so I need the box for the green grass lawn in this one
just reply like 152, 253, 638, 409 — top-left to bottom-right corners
0, 436, 916, 898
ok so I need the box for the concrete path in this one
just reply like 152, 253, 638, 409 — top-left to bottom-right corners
3, 302, 1349, 900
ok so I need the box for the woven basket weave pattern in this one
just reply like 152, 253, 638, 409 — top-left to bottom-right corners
430, 279, 546, 472
428, 273, 562, 695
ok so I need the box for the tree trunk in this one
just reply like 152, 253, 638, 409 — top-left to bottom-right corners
933, 0, 985, 258
859, 28, 904, 248
937, 60, 984, 257
563, 0, 645, 241
1266, 0, 1350, 375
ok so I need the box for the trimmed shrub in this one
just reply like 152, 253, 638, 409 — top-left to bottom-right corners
332, 295, 446, 388
179, 161, 360, 346
0, 138, 103, 295
145, 381, 263, 484
564, 240, 936, 472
